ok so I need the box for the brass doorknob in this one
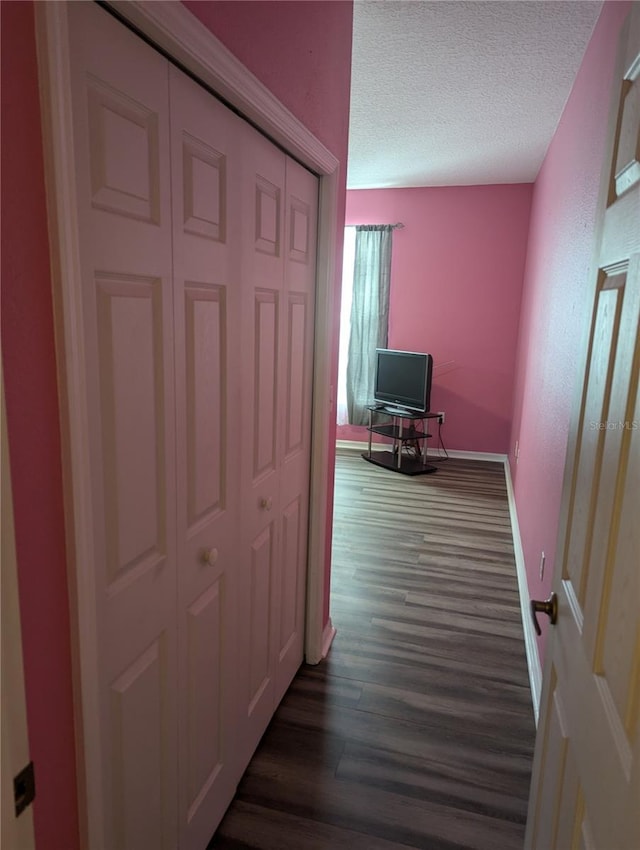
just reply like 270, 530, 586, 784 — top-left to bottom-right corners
530, 592, 558, 636
201, 547, 218, 566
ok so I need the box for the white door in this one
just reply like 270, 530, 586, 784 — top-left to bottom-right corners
169, 65, 244, 848
64, 3, 319, 846
68, 5, 179, 848
1, 366, 36, 850
525, 6, 640, 849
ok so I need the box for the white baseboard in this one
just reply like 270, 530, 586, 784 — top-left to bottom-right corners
336, 439, 506, 464
504, 458, 542, 725
429, 448, 507, 463
336, 439, 369, 452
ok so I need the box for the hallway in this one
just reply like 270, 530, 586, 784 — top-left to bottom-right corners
210, 451, 535, 849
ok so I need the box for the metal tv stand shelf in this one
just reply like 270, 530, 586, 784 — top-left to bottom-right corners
362, 406, 440, 476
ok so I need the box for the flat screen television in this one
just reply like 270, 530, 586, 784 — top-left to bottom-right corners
374, 348, 433, 414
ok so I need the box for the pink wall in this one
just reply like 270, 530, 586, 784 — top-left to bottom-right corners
340, 186, 533, 453
1, 2, 352, 845
183, 0, 352, 163
509, 0, 631, 663
1, 3, 80, 849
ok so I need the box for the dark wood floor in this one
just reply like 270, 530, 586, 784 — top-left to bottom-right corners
210, 450, 535, 849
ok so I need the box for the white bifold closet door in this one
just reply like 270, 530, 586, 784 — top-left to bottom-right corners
66, 3, 317, 849
69, 6, 181, 847
237, 103, 318, 768
169, 65, 244, 850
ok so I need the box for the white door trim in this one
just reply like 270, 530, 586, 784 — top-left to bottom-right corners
2, 364, 36, 850
35, 2, 338, 846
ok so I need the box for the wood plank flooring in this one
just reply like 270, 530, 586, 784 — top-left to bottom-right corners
209, 450, 536, 849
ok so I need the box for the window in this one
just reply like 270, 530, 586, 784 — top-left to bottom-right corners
337, 225, 393, 426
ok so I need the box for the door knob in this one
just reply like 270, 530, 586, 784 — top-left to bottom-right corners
201, 547, 218, 566
260, 497, 272, 511
530, 592, 558, 636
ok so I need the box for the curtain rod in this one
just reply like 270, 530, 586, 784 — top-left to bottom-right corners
349, 222, 404, 229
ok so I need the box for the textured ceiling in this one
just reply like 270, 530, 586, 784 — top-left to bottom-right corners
347, 0, 603, 188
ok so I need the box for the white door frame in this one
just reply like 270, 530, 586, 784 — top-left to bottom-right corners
34, 3, 338, 846
2, 364, 36, 850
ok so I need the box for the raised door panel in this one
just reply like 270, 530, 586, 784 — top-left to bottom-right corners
528, 670, 567, 850
94, 274, 175, 669
529, 671, 595, 850
278, 494, 304, 664
185, 582, 224, 815
97, 276, 163, 581
110, 638, 171, 850
255, 175, 283, 261
284, 295, 307, 460
248, 525, 277, 713
87, 82, 160, 224
254, 289, 280, 478
68, 4, 178, 847
169, 65, 243, 849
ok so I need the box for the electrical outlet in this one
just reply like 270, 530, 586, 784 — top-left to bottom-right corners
437, 411, 445, 424
539, 551, 546, 581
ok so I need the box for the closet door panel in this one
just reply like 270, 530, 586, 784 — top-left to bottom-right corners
279, 494, 303, 656
184, 581, 224, 805
239, 127, 287, 763
283, 295, 307, 457
110, 637, 168, 850
275, 158, 318, 700
96, 275, 173, 668
184, 287, 225, 522
254, 289, 280, 476
248, 525, 276, 706
68, 5, 178, 847
169, 66, 243, 849
96, 277, 162, 579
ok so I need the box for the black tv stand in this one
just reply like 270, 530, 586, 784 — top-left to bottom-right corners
362, 406, 439, 476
